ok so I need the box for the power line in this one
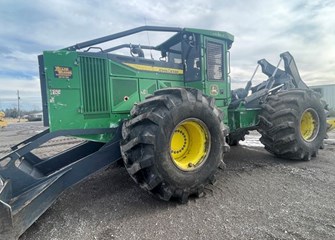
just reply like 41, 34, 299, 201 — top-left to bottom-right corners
17, 90, 21, 122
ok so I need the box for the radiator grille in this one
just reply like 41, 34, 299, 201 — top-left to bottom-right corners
80, 57, 109, 114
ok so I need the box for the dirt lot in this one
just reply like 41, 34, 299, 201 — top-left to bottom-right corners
1, 122, 335, 240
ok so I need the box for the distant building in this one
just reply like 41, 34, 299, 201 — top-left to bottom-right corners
310, 84, 335, 110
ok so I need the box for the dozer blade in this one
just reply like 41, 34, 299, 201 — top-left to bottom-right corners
0, 127, 121, 239
0, 171, 69, 240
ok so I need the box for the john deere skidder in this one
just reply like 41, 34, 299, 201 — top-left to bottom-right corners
0, 26, 327, 239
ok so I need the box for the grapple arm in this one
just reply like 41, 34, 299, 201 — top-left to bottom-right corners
230, 52, 310, 109
280, 51, 308, 89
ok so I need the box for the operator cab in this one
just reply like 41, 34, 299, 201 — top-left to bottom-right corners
86, 27, 233, 85
156, 31, 201, 81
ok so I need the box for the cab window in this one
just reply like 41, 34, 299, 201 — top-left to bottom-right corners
207, 41, 224, 81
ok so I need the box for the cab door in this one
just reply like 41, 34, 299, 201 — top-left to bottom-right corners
182, 32, 203, 90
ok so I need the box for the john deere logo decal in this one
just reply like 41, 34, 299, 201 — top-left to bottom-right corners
210, 85, 219, 96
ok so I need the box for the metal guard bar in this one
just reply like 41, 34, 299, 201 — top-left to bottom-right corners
0, 127, 122, 239
65, 26, 182, 51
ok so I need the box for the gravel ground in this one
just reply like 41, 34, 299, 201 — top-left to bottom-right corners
1, 122, 335, 240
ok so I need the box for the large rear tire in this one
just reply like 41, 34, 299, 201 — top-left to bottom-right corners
120, 88, 229, 202
258, 89, 327, 160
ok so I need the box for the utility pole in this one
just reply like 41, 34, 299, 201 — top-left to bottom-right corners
17, 90, 21, 122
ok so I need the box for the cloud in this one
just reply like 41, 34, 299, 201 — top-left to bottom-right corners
0, 0, 334, 109
0, 76, 41, 110
0, 76, 40, 97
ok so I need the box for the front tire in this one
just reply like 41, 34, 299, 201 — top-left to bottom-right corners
120, 88, 229, 202
258, 89, 327, 160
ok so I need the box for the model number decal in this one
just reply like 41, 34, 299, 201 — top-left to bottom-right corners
54, 66, 73, 79
50, 89, 61, 95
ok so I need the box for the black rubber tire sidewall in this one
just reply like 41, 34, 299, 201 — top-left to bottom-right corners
258, 89, 327, 160
295, 94, 326, 153
154, 98, 223, 189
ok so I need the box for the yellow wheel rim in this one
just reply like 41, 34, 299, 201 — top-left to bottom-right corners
170, 119, 210, 171
300, 108, 319, 142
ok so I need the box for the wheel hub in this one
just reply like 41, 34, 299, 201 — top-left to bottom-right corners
300, 108, 320, 142
170, 127, 189, 157
170, 119, 210, 171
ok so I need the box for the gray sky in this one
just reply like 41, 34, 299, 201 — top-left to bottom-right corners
0, 0, 334, 110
